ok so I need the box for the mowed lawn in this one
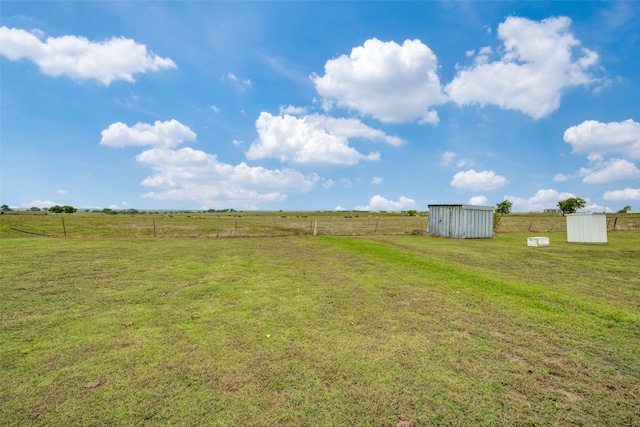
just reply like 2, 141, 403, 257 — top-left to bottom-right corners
1, 232, 639, 426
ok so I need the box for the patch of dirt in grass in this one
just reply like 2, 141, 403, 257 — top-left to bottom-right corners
451, 329, 472, 340
509, 355, 531, 369
550, 387, 582, 404
544, 356, 570, 377
489, 330, 513, 342
543, 355, 593, 382
505, 388, 532, 405
83, 380, 101, 389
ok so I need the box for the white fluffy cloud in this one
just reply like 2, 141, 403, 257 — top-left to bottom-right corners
355, 195, 417, 211
371, 176, 383, 185
312, 38, 445, 124
446, 16, 599, 119
581, 158, 640, 183
468, 196, 488, 205
0, 26, 176, 85
603, 188, 640, 201
563, 119, 640, 159
248, 112, 403, 167
505, 189, 579, 212
555, 158, 640, 184
450, 169, 508, 190
553, 173, 570, 182
100, 120, 197, 148
99, 119, 319, 209
136, 147, 318, 209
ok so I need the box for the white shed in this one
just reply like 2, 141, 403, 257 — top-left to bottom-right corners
566, 213, 607, 244
427, 204, 494, 239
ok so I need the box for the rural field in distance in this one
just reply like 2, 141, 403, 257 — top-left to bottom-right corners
1, 212, 639, 426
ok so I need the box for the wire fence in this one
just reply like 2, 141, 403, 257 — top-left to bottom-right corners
495, 214, 640, 233
1, 214, 430, 238
2, 212, 639, 239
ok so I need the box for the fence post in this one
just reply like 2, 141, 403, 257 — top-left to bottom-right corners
153, 219, 156, 237
313, 220, 317, 236
61, 217, 67, 237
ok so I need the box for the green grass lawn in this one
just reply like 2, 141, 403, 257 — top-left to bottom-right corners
1, 232, 639, 426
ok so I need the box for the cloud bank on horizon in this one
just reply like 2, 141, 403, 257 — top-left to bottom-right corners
1, 3, 639, 212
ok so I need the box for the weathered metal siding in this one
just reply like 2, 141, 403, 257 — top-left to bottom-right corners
427, 204, 494, 239
428, 205, 463, 238
566, 213, 607, 244
463, 206, 494, 238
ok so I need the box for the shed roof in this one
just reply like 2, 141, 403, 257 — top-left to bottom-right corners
428, 204, 494, 211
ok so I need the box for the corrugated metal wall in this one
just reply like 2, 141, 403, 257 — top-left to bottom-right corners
463, 206, 494, 238
427, 205, 494, 239
566, 213, 607, 244
428, 205, 461, 238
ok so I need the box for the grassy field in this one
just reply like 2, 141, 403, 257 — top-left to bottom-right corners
2, 211, 639, 238
1, 215, 639, 426
0, 211, 429, 238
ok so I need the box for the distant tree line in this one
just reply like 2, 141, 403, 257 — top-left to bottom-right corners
100, 208, 141, 215
495, 197, 612, 215
0, 202, 633, 216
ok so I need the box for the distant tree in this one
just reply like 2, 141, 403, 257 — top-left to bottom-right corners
49, 205, 64, 213
495, 200, 513, 216
29, 207, 41, 211
62, 205, 77, 214
1, 204, 11, 212
102, 208, 117, 215
557, 197, 586, 214
407, 209, 418, 216
617, 205, 631, 214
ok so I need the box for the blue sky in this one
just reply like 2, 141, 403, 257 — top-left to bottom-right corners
1, 1, 639, 212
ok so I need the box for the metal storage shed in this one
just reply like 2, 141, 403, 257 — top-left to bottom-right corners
427, 204, 494, 239
566, 213, 607, 244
